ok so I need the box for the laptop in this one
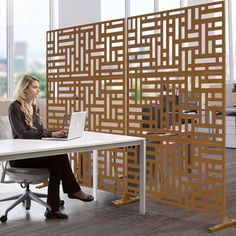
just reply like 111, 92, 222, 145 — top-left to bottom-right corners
42, 111, 87, 141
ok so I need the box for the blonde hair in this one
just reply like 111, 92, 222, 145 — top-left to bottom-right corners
13, 74, 40, 128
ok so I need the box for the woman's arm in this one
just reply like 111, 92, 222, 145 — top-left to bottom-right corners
36, 107, 52, 138
8, 102, 46, 139
36, 107, 67, 138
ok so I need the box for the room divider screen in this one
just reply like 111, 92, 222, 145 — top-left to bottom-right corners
46, 1, 225, 217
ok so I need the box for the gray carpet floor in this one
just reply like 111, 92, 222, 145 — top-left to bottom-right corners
0, 148, 236, 236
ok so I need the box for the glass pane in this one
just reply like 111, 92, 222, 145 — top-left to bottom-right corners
232, 0, 236, 81
0, 0, 7, 99
187, 0, 213, 7
130, 0, 154, 16
101, 0, 125, 21
14, 0, 49, 97
159, 0, 180, 11
225, 0, 229, 81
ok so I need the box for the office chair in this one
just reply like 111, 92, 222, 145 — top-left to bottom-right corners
0, 116, 51, 223
142, 92, 198, 175
142, 92, 198, 131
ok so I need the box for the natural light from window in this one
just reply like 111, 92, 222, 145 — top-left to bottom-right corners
130, 0, 154, 16
14, 0, 49, 97
101, 0, 125, 21
159, 0, 180, 11
0, 0, 7, 99
232, 0, 236, 81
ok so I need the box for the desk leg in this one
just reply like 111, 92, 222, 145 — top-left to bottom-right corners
139, 140, 146, 214
93, 150, 98, 201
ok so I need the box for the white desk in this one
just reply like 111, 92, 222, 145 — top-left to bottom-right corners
0, 131, 146, 214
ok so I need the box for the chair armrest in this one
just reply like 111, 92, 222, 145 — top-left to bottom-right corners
1, 161, 14, 183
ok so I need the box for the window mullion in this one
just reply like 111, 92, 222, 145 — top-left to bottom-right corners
154, 0, 159, 12
50, 0, 58, 30
7, 0, 14, 98
125, 0, 130, 18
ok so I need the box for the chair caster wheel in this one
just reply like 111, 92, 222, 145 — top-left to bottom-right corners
59, 200, 65, 207
0, 215, 7, 223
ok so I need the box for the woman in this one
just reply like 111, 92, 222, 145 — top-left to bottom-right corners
8, 74, 93, 219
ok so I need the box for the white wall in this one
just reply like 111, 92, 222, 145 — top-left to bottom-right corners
187, 0, 214, 6
0, 99, 11, 117
58, 0, 101, 28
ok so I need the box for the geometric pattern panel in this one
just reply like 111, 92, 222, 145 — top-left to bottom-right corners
47, 19, 129, 194
47, 19, 126, 134
69, 152, 93, 187
127, 1, 225, 216
47, 19, 127, 195
97, 149, 126, 195
47, 1, 225, 217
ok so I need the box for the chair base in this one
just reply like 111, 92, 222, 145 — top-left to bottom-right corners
0, 191, 47, 202
0, 187, 51, 223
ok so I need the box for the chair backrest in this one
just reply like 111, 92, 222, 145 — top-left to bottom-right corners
142, 91, 199, 130
0, 116, 13, 140
0, 116, 13, 183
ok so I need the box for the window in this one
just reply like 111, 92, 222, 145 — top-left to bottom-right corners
130, 0, 154, 16
101, 0, 125, 21
232, 0, 236, 81
14, 0, 49, 97
186, 0, 213, 7
159, 0, 180, 11
0, 0, 54, 99
0, 0, 7, 98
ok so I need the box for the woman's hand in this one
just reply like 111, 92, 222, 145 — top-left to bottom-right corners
52, 130, 68, 138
